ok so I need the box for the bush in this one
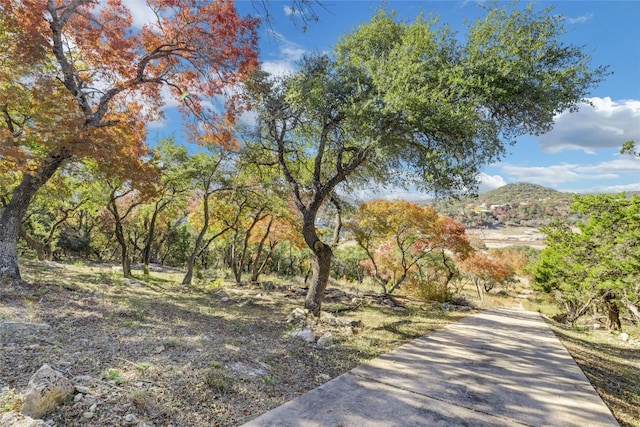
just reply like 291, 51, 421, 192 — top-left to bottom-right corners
404, 277, 448, 302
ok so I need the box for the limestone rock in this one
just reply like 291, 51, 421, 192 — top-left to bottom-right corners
286, 308, 308, 323
291, 328, 315, 343
317, 333, 333, 348
1, 411, 47, 427
21, 364, 74, 419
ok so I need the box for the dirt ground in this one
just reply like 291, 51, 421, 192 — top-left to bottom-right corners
1, 261, 468, 426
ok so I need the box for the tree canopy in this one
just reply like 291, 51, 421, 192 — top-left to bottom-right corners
0, 0, 258, 280
533, 194, 640, 329
245, 3, 606, 315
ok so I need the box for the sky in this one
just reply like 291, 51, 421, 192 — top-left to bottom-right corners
148, 1, 640, 196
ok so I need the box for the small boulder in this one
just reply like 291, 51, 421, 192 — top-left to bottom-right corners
291, 328, 315, 343
21, 364, 74, 419
620, 332, 630, 342
286, 308, 308, 323
1, 411, 47, 427
317, 333, 333, 348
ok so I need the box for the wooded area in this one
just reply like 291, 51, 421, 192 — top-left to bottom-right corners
2, 0, 634, 324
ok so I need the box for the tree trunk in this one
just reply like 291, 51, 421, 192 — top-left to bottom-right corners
621, 298, 640, 324
142, 205, 161, 269
602, 290, 621, 331
183, 193, 209, 286
475, 279, 484, 301
250, 216, 273, 282
108, 195, 132, 278
0, 149, 69, 281
304, 240, 333, 317
19, 227, 47, 261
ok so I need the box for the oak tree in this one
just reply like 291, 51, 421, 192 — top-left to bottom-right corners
246, 4, 605, 315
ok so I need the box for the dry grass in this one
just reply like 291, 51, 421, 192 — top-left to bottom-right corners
1, 260, 468, 426
3, 261, 637, 426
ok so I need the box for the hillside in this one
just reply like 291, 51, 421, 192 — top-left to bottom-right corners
432, 183, 579, 228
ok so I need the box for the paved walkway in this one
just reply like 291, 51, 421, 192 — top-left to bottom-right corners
243, 307, 619, 427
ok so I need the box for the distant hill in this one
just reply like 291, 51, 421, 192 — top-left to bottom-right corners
479, 182, 568, 202
432, 183, 579, 228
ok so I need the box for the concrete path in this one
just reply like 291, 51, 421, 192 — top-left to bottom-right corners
243, 307, 619, 427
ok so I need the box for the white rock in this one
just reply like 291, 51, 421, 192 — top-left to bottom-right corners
124, 413, 138, 423
227, 362, 268, 378
317, 333, 333, 348
74, 385, 91, 394
620, 332, 630, 341
286, 308, 308, 323
1, 411, 47, 427
291, 328, 315, 343
21, 364, 74, 419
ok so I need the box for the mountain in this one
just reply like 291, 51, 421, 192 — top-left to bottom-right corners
432, 183, 579, 228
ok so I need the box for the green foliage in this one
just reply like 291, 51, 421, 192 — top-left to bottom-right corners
204, 363, 235, 394
404, 277, 449, 303
331, 245, 367, 282
533, 194, 640, 325
331, 5, 606, 196
106, 369, 125, 385
621, 140, 638, 157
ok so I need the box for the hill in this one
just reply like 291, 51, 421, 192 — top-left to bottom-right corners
476, 183, 573, 205
432, 183, 579, 228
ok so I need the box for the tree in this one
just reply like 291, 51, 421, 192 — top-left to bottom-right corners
352, 200, 470, 295
181, 148, 245, 286
137, 139, 192, 272
0, 0, 258, 282
460, 250, 513, 300
533, 194, 640, 329
246, 4, 606, 315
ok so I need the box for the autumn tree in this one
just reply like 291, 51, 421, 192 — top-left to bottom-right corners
533, 194, 640, 329
460, 250, 514, 301
246, 4, 605, 315
0, 0, 258, 282
352, 200, 470, 295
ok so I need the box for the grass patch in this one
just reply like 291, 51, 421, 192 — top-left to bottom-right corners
203, 363, 235, 395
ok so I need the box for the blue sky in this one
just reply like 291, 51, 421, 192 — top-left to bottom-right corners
148, 1, 640, 196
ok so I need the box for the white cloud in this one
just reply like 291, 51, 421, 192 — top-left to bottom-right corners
260, 30, 306, 77
125, 1, 158, 28
539, 97, 640, 154
478, 173, 507, 193
573, 182, 640, 194
566, 13, 594, 24
497, 156, 640, 188
283, 6, 304, 17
